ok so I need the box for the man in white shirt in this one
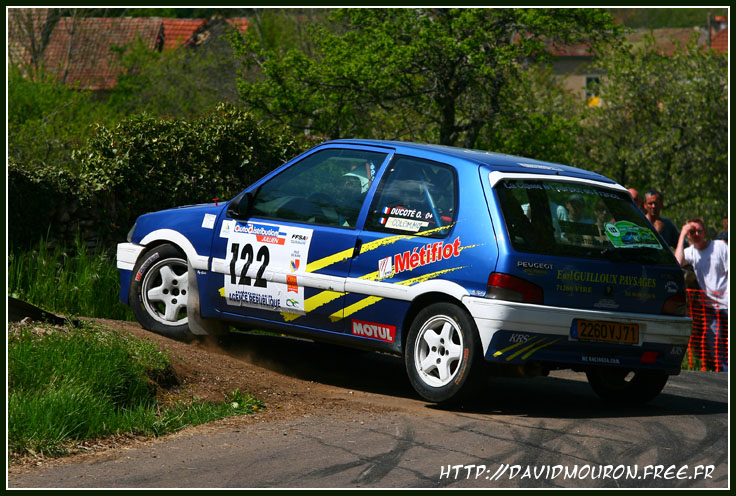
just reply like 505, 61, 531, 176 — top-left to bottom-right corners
675, 218, 729, 371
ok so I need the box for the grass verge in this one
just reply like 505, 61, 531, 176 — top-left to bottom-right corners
8, 235, 134, 321
8, 320, 264, 462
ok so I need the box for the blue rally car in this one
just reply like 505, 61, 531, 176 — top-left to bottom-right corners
117, 140, 692, 405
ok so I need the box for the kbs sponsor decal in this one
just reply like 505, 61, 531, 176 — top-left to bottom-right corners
351, 319, 397, 343
390, 237, 462, 275
509, 333, 531, 344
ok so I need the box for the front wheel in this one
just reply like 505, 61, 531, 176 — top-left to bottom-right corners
586, 368, 668, 405
129, 244, 193, 341
405, 302, 484, 405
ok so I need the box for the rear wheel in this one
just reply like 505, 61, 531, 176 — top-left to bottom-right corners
405, 302, 484, 405
586, 368, 668, 405
129, 244, 194, 341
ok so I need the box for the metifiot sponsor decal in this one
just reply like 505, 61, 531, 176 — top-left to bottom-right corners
380, 237, 462, 276
351, 319, 396, 343
305, 223, 455, 273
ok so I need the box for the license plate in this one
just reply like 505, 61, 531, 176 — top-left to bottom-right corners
571, 319, 639, 344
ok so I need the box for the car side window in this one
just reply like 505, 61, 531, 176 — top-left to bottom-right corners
249, 148, 386, 228
366, 155, 456, 237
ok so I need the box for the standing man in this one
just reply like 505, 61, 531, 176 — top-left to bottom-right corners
675, 218, 729, 372
644, 189, 678, 248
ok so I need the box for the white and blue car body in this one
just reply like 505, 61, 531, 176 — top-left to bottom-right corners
117, 140, 691, 404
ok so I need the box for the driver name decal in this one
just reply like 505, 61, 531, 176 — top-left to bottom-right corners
223, 221, 313, 314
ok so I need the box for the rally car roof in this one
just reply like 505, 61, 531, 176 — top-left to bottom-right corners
326, 139, 616, 184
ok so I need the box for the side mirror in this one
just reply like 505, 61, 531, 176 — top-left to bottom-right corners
226, 191, 253, 219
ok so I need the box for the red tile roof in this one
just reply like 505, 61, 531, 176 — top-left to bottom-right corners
549, 28, 715, 58
711, 27, 728, 54
42, 17, 163, 90
226, 18, 249, 33
8, 8, 52, 67
625, 28, 705, 56
162, 18, 207, 50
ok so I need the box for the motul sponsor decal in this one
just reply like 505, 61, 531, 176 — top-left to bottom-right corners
351, 319, 396, 343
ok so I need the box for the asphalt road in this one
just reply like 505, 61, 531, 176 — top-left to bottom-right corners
8, 335, 729, 489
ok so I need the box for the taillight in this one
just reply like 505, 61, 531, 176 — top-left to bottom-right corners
486, 272, 544, 304
661, 291, 688, 316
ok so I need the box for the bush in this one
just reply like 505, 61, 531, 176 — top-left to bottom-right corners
73, 103, 307, 246
8, 102, 308, 251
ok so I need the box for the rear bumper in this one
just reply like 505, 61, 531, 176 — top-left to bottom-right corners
462, 296, 692, 373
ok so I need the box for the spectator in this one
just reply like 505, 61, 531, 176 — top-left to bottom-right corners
675, 218, 729, 372
716, 217, 728, 244
644, 189, 678, 248
627, 187, 644, 211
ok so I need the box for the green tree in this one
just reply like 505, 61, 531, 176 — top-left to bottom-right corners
579, 35, 728, 230
107, 28, 243, 119
478, 65, 584, 165
232, 8, 623, 148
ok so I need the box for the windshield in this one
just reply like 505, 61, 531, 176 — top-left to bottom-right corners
495, 179, 675, 266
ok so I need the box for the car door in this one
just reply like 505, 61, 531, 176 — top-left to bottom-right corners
343, 155, 466, 346
204, 145, 391, 335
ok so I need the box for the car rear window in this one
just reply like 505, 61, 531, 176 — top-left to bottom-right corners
495, 179, 675, 266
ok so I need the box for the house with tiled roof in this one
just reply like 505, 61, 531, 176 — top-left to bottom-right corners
43, 16, 164, 90
161, 18, 208, 50
710, 27, 728, 54
8, 9, 249, 91
552, 22, 728, 106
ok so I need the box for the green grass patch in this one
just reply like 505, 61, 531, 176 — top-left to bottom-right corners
8, 235, 134, 321
8, 321, 264, 460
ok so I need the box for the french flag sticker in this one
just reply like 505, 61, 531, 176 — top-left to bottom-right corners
382, 206, 391, 215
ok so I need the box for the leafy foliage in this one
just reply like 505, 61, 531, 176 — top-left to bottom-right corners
232, 8, 624, 148
478, 66, 584, 165
73, 103, 307, 243
107, 29, 242, 119
578, 36, 728, 230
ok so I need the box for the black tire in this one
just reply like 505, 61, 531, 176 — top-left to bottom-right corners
405, 302, 484, 405
586, 368, 669, 405
129, 244, 194, 341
